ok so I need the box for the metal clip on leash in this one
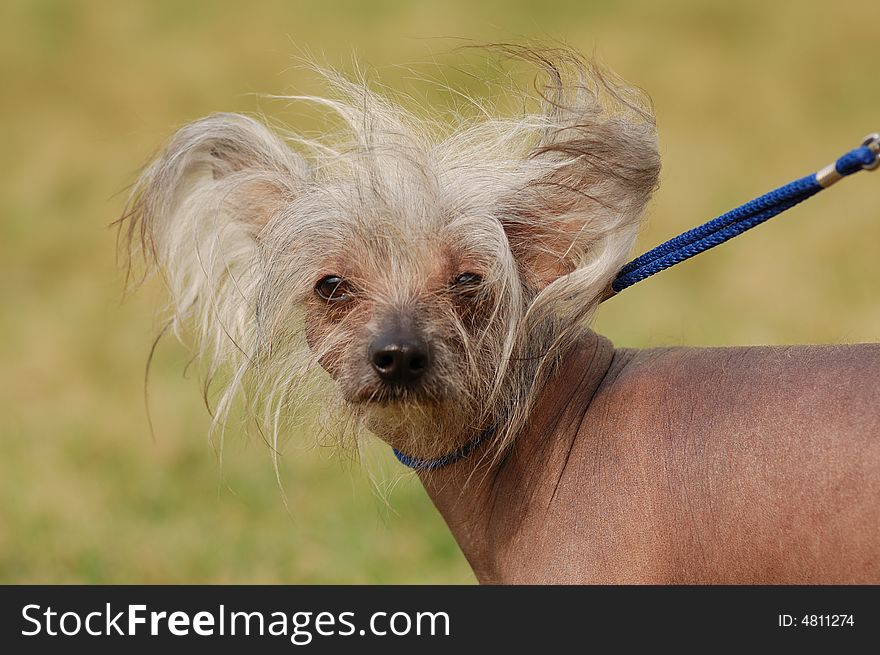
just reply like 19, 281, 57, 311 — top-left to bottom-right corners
603, 133, 880, 300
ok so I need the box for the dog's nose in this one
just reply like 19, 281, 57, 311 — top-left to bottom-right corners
369, 329, 430, 387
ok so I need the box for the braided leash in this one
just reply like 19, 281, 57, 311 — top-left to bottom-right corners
394, 133, 879, 471
606, 133, 880, 297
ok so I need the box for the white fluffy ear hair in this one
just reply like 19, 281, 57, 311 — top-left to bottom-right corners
496, 49, 660, 330
123, 113, 311, 366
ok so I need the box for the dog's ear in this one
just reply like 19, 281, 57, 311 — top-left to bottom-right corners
499, 61, 660, 293
121, 112, 310, 348
125, 112, 309, 251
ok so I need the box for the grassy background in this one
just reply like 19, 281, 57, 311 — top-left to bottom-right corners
1, 0, 878, 583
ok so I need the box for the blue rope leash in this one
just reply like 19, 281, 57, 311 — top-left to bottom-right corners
394, 132, 879, 472
608, 133, 879, 295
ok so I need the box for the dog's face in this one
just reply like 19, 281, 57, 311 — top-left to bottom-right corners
288, 175, 524, 457
302, 216, 506, 409
123, 50, 659, 460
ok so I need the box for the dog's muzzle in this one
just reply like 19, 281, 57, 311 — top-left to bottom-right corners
368, 323, 431, 388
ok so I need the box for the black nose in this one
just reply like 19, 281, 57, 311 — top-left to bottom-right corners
369, 328, 430, 387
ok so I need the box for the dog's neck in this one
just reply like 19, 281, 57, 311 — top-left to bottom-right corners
415, 334, 880, 583
417, 329, 616, 581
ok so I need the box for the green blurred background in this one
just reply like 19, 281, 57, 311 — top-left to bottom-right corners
1, 0, 878, 583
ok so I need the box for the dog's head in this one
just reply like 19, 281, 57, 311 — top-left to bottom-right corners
122, 48, 659, 462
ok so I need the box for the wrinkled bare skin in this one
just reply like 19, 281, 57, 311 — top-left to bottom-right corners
423, 330, 880, 584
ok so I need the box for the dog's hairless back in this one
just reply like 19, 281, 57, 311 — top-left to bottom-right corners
421, 332, 880, 583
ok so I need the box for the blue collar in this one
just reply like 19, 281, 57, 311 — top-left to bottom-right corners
392, 425, 494, 471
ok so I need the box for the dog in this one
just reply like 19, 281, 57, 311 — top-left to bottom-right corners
121, 47, 879, 583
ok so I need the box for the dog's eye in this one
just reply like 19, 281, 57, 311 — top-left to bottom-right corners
452, 272, 483, 291
315, 275, 352, 301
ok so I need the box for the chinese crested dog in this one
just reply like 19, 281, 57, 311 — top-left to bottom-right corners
121, 47, 659, 469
